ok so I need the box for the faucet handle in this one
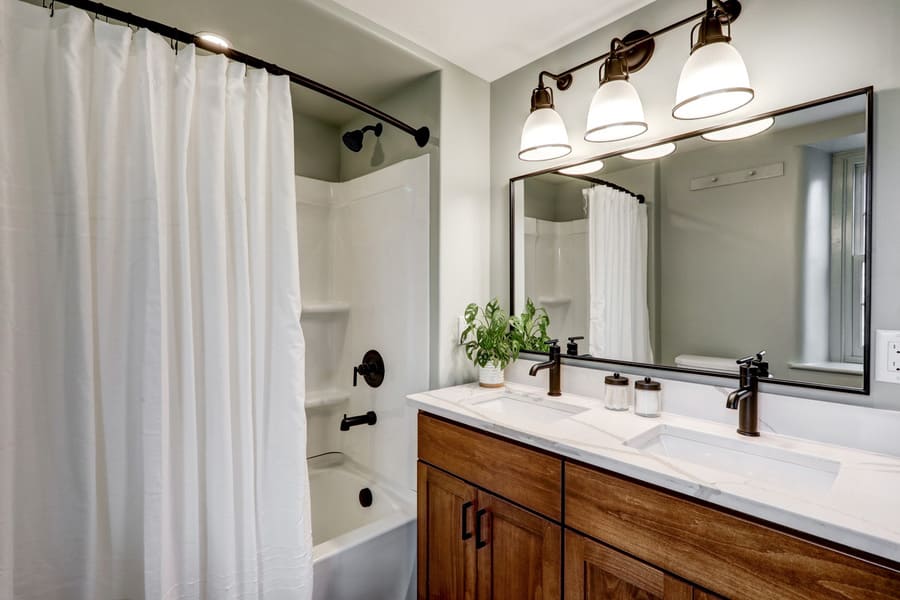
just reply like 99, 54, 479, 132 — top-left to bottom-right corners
546, 338, 559, 347
737, 350, 766, 366
736, 354, 755, 366
752, 350, 769, 377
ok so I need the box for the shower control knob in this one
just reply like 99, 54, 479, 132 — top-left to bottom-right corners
352, 349, 385, 388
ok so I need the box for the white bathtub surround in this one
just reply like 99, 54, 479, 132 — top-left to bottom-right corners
479, 362, 505, 387
523, 217, 589, 344
408, 376, 900, 562
297, 156, 430, 494
0, 2, 312, 597
308, 454, 416, 600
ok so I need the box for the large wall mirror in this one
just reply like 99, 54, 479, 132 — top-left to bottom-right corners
510, 87, 873, 393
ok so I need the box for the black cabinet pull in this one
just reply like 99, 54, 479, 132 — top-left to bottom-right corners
475, 508, 489, 549
460, 501, 473, 540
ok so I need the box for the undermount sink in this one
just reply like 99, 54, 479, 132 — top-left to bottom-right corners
470, 393, 588, 425
625, 425, 840, 492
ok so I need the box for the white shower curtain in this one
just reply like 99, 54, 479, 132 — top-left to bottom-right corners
0, 2, 312, 599
586, 185, 653, 363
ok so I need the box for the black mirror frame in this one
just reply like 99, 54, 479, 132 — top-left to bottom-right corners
509, 86, 874, 396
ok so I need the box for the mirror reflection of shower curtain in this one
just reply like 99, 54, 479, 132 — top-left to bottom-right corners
0, 2, 312, 598
585, 185, 654, 362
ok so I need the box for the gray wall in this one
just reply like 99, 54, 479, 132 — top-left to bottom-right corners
490, 0, 900, 409
293, 111, 341, 181
339, 72, 439, 182
523, 177, 588, 222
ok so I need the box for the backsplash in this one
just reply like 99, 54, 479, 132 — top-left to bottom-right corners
507, 360, 900, 457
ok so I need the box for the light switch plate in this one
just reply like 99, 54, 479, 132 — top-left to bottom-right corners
875, 330, 900, 383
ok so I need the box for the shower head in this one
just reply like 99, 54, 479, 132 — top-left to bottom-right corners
342, 122, 383, 152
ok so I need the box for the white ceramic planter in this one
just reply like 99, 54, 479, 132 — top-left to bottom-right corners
478, 362, 504, 388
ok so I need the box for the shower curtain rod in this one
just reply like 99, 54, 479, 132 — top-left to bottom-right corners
47, 0, 431, 148
566, 173, 645, 203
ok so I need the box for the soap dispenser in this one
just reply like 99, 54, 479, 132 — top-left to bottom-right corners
567, 336, 584, 356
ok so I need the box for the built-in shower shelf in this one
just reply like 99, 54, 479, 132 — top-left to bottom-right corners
301, 301, 350, 317
537, 296, 571, 307
306, 389, 351, 410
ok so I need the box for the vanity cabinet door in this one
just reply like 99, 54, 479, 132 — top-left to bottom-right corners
418, 462, 477, 600
565, 530, 696, 600
475, 490, 561, 600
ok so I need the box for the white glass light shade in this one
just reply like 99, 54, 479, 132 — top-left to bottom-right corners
559, 159, 605, 175
622, 142, 676, 160
702, 116, 774, 141
518, 108, 572, 161
673, 41, 753, 120
585, 79, 648, 142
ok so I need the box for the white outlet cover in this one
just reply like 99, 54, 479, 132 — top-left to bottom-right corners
875, 329, 900, 383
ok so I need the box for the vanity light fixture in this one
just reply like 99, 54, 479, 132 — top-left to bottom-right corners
702, 116, 775, 141
195, 31, 232, 49
518, 83, 572, 161
622, 142, 677, 160
672, 2, 753, 120
519, 0, 749, 161
584, 42, 649, 143
558, 159, 605, 175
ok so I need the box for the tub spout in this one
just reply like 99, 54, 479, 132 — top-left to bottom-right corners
340, 411, 377, 431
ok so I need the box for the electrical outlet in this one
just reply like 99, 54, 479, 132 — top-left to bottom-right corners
875, 330, 900, 383
889, 342, 900, 373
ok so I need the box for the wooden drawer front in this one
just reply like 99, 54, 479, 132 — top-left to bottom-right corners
566, 463, 900, 600
418, 413, 562, 520
565, 530, 693, 600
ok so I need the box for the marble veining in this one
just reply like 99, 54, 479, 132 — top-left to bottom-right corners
408, 381, 900, 562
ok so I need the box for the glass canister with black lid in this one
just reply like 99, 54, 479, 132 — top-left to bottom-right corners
603, 372, 631, 411
634, 376, 662, 417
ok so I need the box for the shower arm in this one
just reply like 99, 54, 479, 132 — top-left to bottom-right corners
45, 0, 431, 148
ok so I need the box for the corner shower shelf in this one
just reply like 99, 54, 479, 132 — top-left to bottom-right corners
537, 296, 572, 307
301, 301, 350, 317
306, 389, 351, 410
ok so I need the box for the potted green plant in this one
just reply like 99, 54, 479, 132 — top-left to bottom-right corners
509, 298, 551, 353
460, 298, 515, 387
460, 297, 552, 387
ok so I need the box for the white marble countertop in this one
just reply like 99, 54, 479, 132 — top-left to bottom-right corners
408, 381, 900, 563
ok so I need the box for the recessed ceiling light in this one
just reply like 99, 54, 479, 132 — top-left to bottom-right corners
622, 142, 677, 160
702, 117, 775, 142
558, 159, 605, 175
195, 32, 231, 50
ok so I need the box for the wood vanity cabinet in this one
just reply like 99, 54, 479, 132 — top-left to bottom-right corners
565, 531, 721, 599
418, 413, 561, 599
417, 413, 900, 600
417, 465, 560, 599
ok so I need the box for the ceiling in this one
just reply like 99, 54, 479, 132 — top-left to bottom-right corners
54, 0, 439, 125
326, 0, 657, 82
42, 0, 661, 121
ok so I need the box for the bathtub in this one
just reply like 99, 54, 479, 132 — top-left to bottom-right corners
309, 454, 417, 600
